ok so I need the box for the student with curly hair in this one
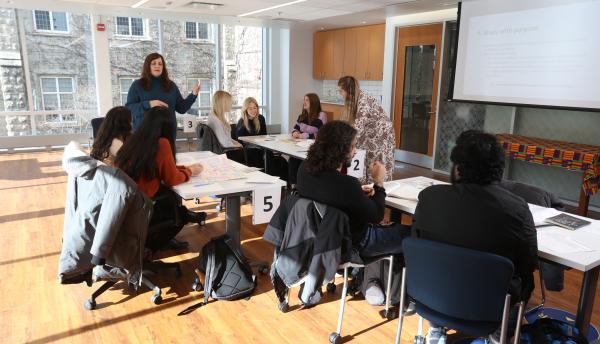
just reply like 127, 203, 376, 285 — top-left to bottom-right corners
297, 120, 410, 252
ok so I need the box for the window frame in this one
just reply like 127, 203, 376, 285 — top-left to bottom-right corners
184, 21, 212, 42
114, 16, 147, 38
40, 76, 75, 111
186, 77, 213, 115
119, 77, 136, 106
32, 10, 70, 34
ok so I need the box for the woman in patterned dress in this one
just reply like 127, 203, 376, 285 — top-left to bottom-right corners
338, 76, 395, 183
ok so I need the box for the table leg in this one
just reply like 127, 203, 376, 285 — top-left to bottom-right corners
576, 267, 599, 336
578, 186, 590, 217
264, 149, 268, 174
225, 195, 241, 250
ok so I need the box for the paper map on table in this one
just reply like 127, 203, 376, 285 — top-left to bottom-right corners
386, 178, 442, 201
188, 154, 249, 184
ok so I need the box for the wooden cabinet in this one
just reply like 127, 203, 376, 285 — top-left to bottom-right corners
343, 28, 357, 78
368, 24, 385, 80
321, 103, 344, 121
313, 31, 333, 79
314, 24, 385, 81
332, 30, 345, 79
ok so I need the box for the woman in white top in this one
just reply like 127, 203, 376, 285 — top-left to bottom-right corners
207, 90, 245, 163
90, 106, 132, 165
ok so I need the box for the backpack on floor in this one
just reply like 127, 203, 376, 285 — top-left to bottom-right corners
198, 234, 256, 303
520, 318, 589, 344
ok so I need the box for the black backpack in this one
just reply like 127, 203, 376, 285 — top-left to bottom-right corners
197, 234, 256, 303
520, 318, 589, 344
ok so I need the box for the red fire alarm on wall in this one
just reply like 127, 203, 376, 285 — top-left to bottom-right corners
96, 23, 105, 31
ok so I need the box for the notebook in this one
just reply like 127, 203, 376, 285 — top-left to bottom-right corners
545, 213, 591, 231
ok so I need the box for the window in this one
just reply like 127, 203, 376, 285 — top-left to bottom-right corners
115, 17, 145, 37
119, 77, 135, 105
41, 77, 74, 110
187, 78, 213, 116
221, 25, 263, 106
33, 10, 68, 32
185, 22, 210, 40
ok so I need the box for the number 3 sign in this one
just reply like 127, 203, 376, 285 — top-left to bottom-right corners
252, 185, 282, 224
347, 149, 366, 179
183, 115, 197, 133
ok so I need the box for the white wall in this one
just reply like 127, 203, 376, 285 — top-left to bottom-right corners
288, 28, 321, 132
381, 9, 458, 117
269, 27, 320, 133
268, 28, 290, 132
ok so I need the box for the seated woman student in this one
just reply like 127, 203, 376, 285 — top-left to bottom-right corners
236, 97, 266, 168
297, 120, 410, 256
297, 121, 410, 306
207, 90, 245, 163
115, 106, 206, 251
292, 93, 327, 139
90, 106, 132, 165
288, 93, 327, 188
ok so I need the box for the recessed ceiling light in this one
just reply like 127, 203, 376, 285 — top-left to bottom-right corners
185, 2, 224, 10
238, 0, 307, 17
320, 27, 325, 30
361, 21, 367, 24
131, 0, 150, 8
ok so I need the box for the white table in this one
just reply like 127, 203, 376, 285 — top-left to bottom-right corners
172, 151, 286, 250
238, 134, 311, 172
384, 176, 600, 335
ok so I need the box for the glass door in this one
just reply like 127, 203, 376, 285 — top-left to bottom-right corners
393, 24, 443, 168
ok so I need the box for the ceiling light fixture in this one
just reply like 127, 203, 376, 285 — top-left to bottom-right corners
131, 0, 150, 8
238, 0, 307, 17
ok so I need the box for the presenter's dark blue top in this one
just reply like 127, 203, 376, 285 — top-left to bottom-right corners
126, 77, 197, 135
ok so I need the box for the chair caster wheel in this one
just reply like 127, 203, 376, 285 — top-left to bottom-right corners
259, 266, 269, 275
84, 299, 96, 310
192, 277, 203, 291
151, 294, 162, 305
329, 332, 342, 344
278, 301, 289, 313
326, 283, 336, 294
200, 220, 206, 226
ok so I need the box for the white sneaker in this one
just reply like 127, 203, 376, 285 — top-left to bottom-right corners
425, 327, 447, 344
364, 280, 385, 306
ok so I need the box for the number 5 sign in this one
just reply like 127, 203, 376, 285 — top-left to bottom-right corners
183, 115, 197, 133
347, 149, 366, 179
252, 185, 282, 224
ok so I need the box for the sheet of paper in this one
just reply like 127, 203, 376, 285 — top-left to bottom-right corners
295, 140, 314, 148
386, 183, 422, 201
537, 231, 594, 253
246, 171, 280, 184
191, 155, 248, 183
528, 204, 563, 226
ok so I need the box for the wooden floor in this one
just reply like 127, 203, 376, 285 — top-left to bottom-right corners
0, 149, 598, 343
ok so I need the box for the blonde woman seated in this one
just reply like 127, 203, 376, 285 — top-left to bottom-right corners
236, 97, 266, 168
206, 90, 245, 163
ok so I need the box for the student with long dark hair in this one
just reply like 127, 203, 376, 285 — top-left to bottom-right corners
115, 107, 206, 251
292, 93, 327, 139
126, 52, 199, 142
90, 106, 132, 165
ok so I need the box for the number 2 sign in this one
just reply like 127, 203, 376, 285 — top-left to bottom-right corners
252, 185, 282, 224
347, 149, 366, 179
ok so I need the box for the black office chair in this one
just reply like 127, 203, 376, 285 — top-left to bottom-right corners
91, 117, 104, 139
396, 237, 525, 344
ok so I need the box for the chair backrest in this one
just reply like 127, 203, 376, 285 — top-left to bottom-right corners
266, 123, 281, 134
230, 123, 238, 140
91, 117, 104, 139
499, 180, 565, 210
196, 123, 225, 154
402, 237, 514, 323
